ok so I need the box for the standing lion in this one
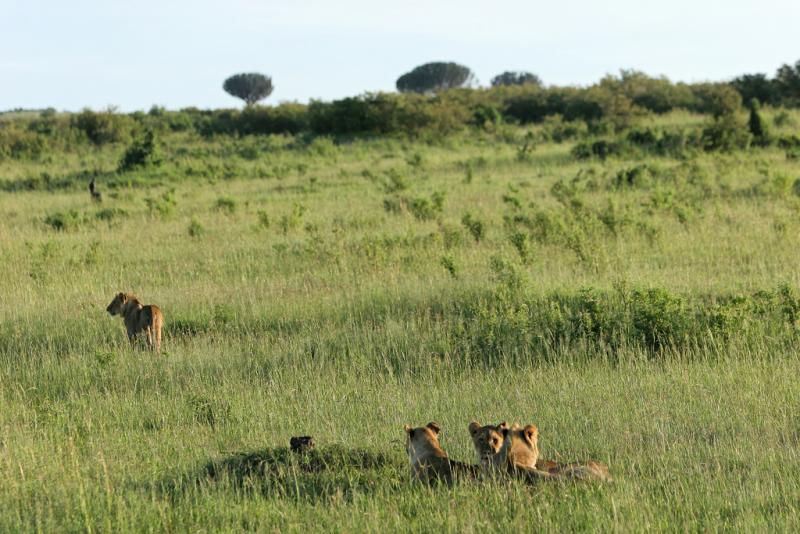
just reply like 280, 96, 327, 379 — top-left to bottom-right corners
106, 292, 163, 352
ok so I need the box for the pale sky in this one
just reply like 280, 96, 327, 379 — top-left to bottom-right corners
1, 0, 798, 111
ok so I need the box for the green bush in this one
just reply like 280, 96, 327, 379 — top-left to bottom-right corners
44, 210, 88, 231
215, 196, 237, 214
0, 126, 48, 160
71, 108, 132, 145
145, 190, 176, 217
461, 212, 485, 242
118, 129, 162, 172
188, 219, 205, 237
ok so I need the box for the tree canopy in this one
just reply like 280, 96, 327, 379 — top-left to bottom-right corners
396, 62, 475, 94
491, 71, 542, 87
223, 73, 274, 106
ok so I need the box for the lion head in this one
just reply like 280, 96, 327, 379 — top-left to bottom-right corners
469, 421, 540, 472
468, 421, 509, 471
403, 422, 442, 459
106, 292, 130, 316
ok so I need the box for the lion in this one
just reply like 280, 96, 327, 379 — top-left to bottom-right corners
469, 421, 612, 483
469, 421, 552, 480
106, 292, 163, 352
403, 422, 479, 484
541, 459, 613, 482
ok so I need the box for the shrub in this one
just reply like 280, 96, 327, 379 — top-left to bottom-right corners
504, 89, 550, 123
95, 207, 128, 222
541, 115, 587, 142
279, 203, 305, 234
440, 255, 458, 278
571, 139, 626, 160
629, 288, 691, 351
471, 104, 502, 129
71, 109, 132, 145
188, 219, 205, 237
383, 196, 404, 214
462, 212, 485, 242
773, 111, 795, 128
145, 190, 176, 217
44, 210, 88, 231
701, 116, 750, 152
118, 129, 162, 172
408, 197, 434, 220
0, 126, 48, 160
256, 210, 270, 229
509, 230, 532, 262
215, 196, 237, 214
747, 99, 771, 146
613, 165, 652, 189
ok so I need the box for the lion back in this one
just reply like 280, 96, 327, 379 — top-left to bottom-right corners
140, 304, 163, 328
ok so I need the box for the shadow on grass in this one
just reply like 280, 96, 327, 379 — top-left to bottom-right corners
159, 445, 405, 503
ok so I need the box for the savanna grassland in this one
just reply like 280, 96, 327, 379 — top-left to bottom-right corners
2, 106, 800, 532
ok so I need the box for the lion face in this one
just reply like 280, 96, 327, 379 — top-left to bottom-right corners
403, 422, 441, 457
106, 292, 128, 316
468, 421, 509, 469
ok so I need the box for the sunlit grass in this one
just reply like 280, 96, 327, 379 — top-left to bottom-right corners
1, 112, 800, 531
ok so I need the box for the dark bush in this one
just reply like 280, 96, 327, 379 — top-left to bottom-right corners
119, 129, 162, 172
571, 139, 626, 161
71, 109, 132, 145
731, 74, 781, 107
471, 104, 502, 128
747, 99, 771, 146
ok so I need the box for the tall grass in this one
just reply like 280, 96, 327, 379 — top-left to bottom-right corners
1, 111, 800, 531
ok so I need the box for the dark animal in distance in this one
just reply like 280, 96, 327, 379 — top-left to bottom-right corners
89, 179, 102, 202
290, 436, 315, 452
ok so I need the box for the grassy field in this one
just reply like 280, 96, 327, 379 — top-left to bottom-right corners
2, 109, 800, 531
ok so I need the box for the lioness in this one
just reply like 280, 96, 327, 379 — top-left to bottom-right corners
469, 421, 612, 483
106, 292, 163, 352
469, 421, 552, 480
403, 422, 479, 484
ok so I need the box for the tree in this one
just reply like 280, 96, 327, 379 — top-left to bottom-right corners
730, 73, 780, 106
491, 71, 542, 87
775, 60, 800, 106
223, 73, 274, 106
693, 83, 742, 118
396, 62, 475, 93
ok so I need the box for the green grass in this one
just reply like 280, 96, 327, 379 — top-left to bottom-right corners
2, 110, 800, 531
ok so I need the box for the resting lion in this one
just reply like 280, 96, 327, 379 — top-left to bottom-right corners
469, 421, 552, 480
106, 292, 163, 352
403, 422, 479, 484
469, 421, 612, 483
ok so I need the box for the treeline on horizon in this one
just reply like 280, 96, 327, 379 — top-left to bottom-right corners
1, 61, 799, 162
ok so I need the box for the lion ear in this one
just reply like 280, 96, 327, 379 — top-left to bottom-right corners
426, 422, 441, 434
498, 421, 509, 430
468, 421, 481, 436
118, 292, 125, 299
403, 424, 412, 434
523, 424, 538, 445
